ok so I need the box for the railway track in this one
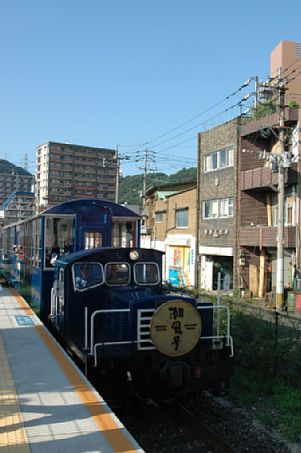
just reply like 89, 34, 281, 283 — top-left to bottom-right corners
119, 398, 238, 453
179, 403, 238, 453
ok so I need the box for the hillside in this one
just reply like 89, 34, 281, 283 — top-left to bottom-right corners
0, 158, 195, 205
0, 159, 32, 176
119, 167, 197, 205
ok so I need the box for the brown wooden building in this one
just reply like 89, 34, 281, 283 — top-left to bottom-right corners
238, 108, 300, 298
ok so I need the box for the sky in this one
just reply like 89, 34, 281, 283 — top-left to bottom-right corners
1, 0, 301, 176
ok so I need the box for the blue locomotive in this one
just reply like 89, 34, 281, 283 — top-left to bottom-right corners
0, 199, 140, 319
50, 246, 234, 397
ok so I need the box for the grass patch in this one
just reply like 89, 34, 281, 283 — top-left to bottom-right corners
228, 305, 301, 443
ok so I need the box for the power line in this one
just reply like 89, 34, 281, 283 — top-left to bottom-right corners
143, 79, 256, 147
148, 95, 251, 153
270, 56, 301, 79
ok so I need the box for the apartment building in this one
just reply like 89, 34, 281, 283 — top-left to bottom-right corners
195, 40, 301, 297
141, 182, 197, 286
237, 40, 301, 298
0, 164, 33, 206
197, 119, 240, 292
35, 142, 117, 212
0, 191, 35, 227
239, 111, 300, 299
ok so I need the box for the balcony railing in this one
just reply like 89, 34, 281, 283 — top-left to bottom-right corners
241, 167, 298, 191
240, 225, 296, 248
240, 108, 298, 137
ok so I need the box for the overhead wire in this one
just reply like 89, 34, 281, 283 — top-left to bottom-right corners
270, 56, 301, 80
120, 90, 255, 173
144, 80, 254, 147
117, 60, 301, 176
148, 96, 250, 152
119, 79, 256, 160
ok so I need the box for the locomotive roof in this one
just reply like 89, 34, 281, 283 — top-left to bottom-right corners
56, 247, 164, 266
1, 198, 140, 230
41, 198, 140, 218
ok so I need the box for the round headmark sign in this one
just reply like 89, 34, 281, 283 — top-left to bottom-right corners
150, 300, 202, 357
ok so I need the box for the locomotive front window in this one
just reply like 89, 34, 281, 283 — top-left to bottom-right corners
134, 263, 160, 285
72, 262, 104, 292
105, 263, 130, 285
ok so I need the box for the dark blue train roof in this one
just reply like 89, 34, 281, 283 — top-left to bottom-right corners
57, 247, 164, 267
41, 198, 140, 218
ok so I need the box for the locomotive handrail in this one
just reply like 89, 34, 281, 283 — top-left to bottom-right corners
88, 304, 234, 365
200, 335, 234, 357
89, 308, 130, 355
197, 303, 232, 350
50, 287, 55, 316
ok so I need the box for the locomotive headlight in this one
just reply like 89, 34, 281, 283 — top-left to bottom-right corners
150, 300, 202, 358
129, 250, 139, 261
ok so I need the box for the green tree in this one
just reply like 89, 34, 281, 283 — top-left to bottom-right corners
118, 167, 197, 205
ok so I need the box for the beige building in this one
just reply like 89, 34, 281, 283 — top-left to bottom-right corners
35, 142, 117, 212
141, 182, 197, 287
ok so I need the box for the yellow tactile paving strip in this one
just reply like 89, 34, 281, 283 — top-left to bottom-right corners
6, 287, 140, 453
0, 334, 30, 453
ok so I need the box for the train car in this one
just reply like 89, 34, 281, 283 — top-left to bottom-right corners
50, 246, 234, 398
0, 199, 140, 319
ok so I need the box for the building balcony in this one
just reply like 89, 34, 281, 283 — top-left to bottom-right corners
240, 108, 298, 137
74, 151, 97, 158
240, 166, 298, 191
240, 225, 296, 248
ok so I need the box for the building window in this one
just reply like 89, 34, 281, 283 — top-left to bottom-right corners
176, 208, 189, 228
272, 192, 295, 226
203, 148, 234, 173
203, 198, 234, 219
219, 198, 234, 218
155, 211, 164, 223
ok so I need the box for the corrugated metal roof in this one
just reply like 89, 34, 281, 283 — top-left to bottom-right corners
157, 191, 178, 199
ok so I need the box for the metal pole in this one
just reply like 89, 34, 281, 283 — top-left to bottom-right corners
84, 306, 89, 350
276, 84, 286, 311
216, 271, 221, 338
143, 146, 147, 206
115, 145, 119, 204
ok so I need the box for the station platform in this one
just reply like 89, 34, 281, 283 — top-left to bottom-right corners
0, 285, 143, 453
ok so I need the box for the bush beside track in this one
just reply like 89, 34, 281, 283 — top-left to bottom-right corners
171, 286, 301, 443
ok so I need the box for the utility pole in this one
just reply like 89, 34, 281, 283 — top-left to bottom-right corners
115, 145, 119, 204
276, 81, 286, 311
143, 146, 148, 206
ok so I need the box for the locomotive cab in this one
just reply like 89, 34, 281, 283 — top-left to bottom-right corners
50, 247, 234, 398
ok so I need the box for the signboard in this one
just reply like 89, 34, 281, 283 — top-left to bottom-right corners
150, 300, 202, 357
15, 315, 34, 327
168, 246, 191, 287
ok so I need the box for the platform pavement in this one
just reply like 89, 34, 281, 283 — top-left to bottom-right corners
0, 285, 143, 453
